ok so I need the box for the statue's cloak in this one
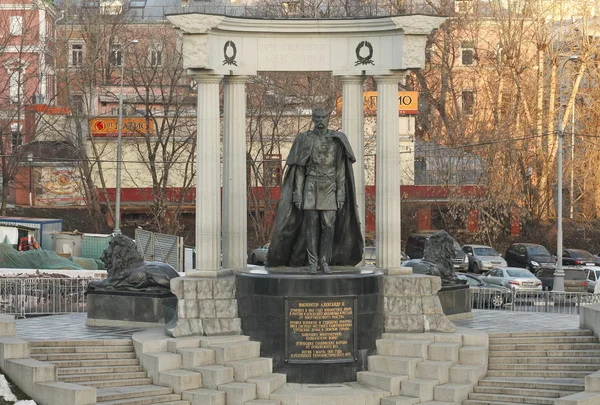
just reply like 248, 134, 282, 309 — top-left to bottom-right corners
266, 130, 363, 267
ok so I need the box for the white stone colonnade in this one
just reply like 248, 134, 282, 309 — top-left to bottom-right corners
167, 14, 445, 274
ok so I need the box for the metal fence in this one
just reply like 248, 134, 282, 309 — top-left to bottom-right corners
470, 289, 600, 315
0, 278, 92, 318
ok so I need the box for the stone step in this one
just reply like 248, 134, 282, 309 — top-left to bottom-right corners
473, 385, 572, 398
449, 364, 486, 384
459, 346, 487, 366
218, 382, 257, 405
208, 341, 261, 365
489, 343, 600, 351
159, 369, 202, 394
97, 385, 174, 402
368, 355, 422, 377
489, 356, 600, 364
488, 330, 594, 338
182, 388, 226, 405
32, 352, 137, 361
95, 394, 184, 405
227, 357, 272, 382
244, 400, 281, 405
469, 392, 555, 405
78, 377, 154, 388
59, 371, 148, 383
489, 336, 598, 345
194, 364, 235, 389
376, 339, 430, 359
356, 370, 408, 396
381, 395, 420, 405
428, 343, 460, 363
464, 400, 546, 405
489, 350, 600, 358
416, 361, 452, 383
488, 363, 600, 371
246, 373, 286, 400
419, 402, 454, 405
51, 358, 141, 368
178, 347, 216, 370
400, 378, 439, 402
477, 377, 585, 391
485, 370, 591, 378
270, 382, 390, 404
29, 339, 133, 347
433, 383, 472, 403
31, 345, 134, 354
199, 335, 251, 348
57, 365, 144, 375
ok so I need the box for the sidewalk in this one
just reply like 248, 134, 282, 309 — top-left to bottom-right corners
15, 309, 582, 340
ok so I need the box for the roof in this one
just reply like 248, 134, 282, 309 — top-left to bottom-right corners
17, 142, 79, 164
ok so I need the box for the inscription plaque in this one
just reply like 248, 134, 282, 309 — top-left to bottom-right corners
285, 296, 357, 364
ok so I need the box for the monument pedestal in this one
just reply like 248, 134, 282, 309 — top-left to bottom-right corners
236, 268, 383, 384
86, 291, 177, 328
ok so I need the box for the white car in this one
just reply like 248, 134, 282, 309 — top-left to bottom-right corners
249, 242, 270, 265
484, 267, 542, 291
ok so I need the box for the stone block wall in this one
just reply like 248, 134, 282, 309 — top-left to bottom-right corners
383, 274, 455, 333
169, 276, 242, 337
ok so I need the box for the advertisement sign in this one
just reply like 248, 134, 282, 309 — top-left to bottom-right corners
336, 91, 419, 116
36, 167, 86, 206
90, 117, 153, 137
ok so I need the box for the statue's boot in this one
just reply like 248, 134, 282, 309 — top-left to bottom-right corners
322, 263, 332, 274
309, 265, 318, 274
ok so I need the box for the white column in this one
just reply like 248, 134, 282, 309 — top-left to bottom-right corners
339, 75, 365, 249
374, 74, 405, 269
192, 73, 223, 274
222, 76, 248, 269
399, 116, 415, 185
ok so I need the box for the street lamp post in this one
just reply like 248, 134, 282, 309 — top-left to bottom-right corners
554, 55, 578, 292
27, 153, 33, 206
113, 39, 138, 235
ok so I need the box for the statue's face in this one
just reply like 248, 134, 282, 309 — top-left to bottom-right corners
312, 110, 329, 131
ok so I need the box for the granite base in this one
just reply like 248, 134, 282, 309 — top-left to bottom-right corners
86, 291, 177, 327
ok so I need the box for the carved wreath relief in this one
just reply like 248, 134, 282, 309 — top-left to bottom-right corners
223, 40, 238, 66
355, 41, 375, 66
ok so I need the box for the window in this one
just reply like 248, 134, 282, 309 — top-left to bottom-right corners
149, 44, 163, 67
460, 41, 475, 66
100, 0, 122, 15
455, 0, 473, 13
9, 69, 24, 103
70, 43, 84, 67
72, 94, 84, 116
9, 16, 22, 36
500, 93, 510, 117
110, 44, 122, 67
10, 124, 22, 152
263, 154, 282, 188
461, 90, 475, 115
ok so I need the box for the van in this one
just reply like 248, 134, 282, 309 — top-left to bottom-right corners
534, 268, 588, 292
405, 232, 469, 272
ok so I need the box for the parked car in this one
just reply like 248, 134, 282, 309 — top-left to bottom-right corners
462, 244, 507, 274
584, 267, 600, 293
504, 243, 556, 272
534, 267, 588, 292
405, 232, 468, 272
562, 249, 600, 267
484, 267, 543, 291
364, 247, 408, 266
457, 272, 511, 308
249, 242, 270, 265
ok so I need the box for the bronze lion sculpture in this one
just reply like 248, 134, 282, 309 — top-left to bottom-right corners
403, 231, 464, 285
86, 234, 179, 293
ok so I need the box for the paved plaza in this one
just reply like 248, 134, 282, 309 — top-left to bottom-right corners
14, 309, 582, 340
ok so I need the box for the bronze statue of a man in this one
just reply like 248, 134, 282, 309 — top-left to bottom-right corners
267, 108, 363, 274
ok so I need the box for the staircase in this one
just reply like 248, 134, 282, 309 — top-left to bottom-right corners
30, 339, 189, 405
464, 329, 599, 405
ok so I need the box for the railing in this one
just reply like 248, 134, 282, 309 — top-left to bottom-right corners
470, 289, 600, 315
0, 278, 92, 318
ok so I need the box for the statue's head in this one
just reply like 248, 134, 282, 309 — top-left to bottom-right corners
312, 108, 329, 131
422, 231, 456, 276
101, 234, 145, 276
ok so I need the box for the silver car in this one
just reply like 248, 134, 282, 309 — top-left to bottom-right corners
484, 267, 542, 291
584, 267, 600, 293
462, 244, 507, 274
249, 242, 270, 265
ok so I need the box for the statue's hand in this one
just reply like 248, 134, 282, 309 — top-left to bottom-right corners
294, 201, 302, 210
337, 200, 344, 210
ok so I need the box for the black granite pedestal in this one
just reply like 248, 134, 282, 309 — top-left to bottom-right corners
437, 284, 471, 318
86, 290, 178, 327
236, 268, 383, 384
